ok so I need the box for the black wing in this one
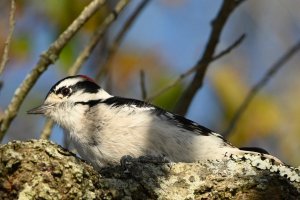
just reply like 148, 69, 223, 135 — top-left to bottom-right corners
82, 97, 267, 152
101, 96, 219, 137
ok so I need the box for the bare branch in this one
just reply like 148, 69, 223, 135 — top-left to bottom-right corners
146, 34, 245, 102
40, 119, 55, 140
139, 70, 147, 100
40, 0, 130, 140
212, 33, 245, 61
68, 0, 130, 75
173, 0, 245, 115
224, 40, 300, 137
95, 0, 151, 81
0, 0, 107, 142
0, 0, 16, 76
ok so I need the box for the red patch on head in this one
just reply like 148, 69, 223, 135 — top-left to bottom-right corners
79, 75, 96, 83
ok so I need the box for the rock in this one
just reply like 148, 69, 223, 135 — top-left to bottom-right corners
0, 139, 299, 199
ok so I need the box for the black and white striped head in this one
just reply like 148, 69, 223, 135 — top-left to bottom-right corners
27, 75, 111, 115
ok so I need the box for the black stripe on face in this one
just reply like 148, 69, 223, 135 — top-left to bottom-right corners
45, 76, 79, 99
57, 80, 100, 98
75, 99, 102, 107
47, 79, 101, 99
71, 80, 100, 94
45, 75, 100, 99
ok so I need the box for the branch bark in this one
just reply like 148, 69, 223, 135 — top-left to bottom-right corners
0, 0, 106, 142
224, 40, 300, 137
139, 70, 147, 100
0, 0, 16, 76
0, 140, 299, 199
146, 34, 245, 102
68, 0, 130, 76
174, 0, 245, 115
95, 0, 151, 81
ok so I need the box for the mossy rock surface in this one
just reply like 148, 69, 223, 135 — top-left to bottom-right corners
0, 140, 299, 200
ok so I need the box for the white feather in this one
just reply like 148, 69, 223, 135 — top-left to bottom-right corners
38, 76, 279, 171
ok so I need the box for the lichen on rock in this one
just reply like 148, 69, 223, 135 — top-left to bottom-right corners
0, 140, 104, 199
0, 139, 299, 199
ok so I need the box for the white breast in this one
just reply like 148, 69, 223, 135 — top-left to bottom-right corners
64, 103, 239, 170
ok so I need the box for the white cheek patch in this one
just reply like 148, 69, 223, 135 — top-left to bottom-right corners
45, 93, 62, 104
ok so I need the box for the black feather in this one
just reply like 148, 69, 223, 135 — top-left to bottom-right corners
75, 99, 102, 107
101, 96, 150, 108
71, 80, 100, 94
46, 75, 101, 99
101, 97, 213, 136
239, 147, 269, 154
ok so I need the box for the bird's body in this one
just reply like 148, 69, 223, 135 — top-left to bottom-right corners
59, 97, 238, 168
28, 75, 274, 170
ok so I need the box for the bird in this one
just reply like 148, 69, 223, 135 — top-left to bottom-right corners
27, 75, 275, 171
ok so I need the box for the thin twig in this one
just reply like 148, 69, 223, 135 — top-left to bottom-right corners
40, 119, 55, 140
139, 70, 147, 100
0, 0, 106, 142
173, 0, 245, 115
68, 0, 130, 75
40, 0, 130, 140
212, 34, 245, 61
95, 0, 151, 81
224, 40, 300, 137
146, 34, 245, 102
0, 0, 16, 75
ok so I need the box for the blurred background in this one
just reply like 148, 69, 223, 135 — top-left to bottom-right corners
0, 0, 300, 166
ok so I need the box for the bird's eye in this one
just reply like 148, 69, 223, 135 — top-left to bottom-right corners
61, 87, 71, 96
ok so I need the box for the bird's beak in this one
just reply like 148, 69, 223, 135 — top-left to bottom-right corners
27, 103, 54, 115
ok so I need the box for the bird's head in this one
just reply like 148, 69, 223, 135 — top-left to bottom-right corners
27, 75, 111, 118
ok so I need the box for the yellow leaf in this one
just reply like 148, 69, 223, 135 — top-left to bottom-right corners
211, 67, 281, 145
109, 49, 163, 90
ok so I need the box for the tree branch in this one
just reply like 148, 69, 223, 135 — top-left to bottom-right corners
40, 119, 54, 140
1, 139, 299, 199
68, 0, 130, 76
139, 70, 147, 100
0, 0, 16, 76
0, 0, 106, 142
173, 0, 245, 115
212, 33, 245, 61
95, 0, 151, 81
146, 34, 245, 102
224, 40, 300, 137
39, 0, 130, 140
